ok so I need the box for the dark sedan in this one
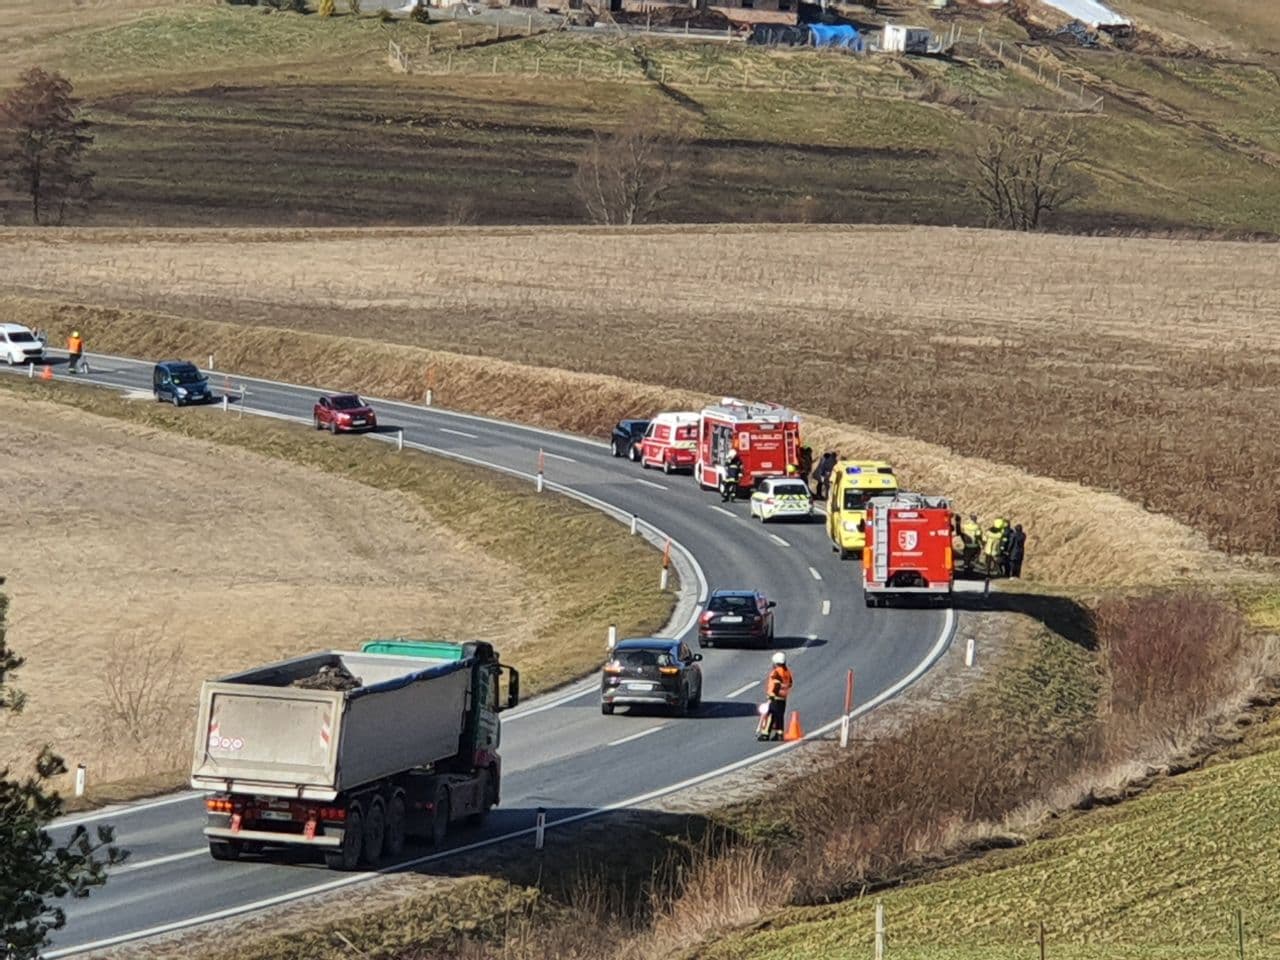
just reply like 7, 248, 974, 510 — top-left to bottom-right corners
698, 590, 776, 649
609, 418, 650, 462
601, 638, 702, 716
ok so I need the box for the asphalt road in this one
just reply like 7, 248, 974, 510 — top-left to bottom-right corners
3, 352, 954, 956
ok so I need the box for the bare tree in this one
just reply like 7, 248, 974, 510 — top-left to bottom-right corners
0, 67, 94, 225
572, 114, 689, 226
973, 114, 1091, 231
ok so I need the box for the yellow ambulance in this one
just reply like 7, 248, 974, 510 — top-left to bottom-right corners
825, 460, 899, 558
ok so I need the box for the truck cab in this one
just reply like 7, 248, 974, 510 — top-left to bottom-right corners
695, 397, 802, 494
825, 460, 898, 558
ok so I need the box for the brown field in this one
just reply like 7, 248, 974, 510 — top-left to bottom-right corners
0, 386, 672, 796
3, 224, 1279, 562
0, 392, 524, 787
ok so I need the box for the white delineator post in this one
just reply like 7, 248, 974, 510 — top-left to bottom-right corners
630, 515, 638, 536
840, 668, 854, 749
659, 538, 671, 591
27, 363, 33, 379
536, 449, 545, 493
607, 624, 617, 650
874, 901, 885, 960
208, 353, 214, 371
534, 807, 546, 850
425, 388, 433, 407
965, 637, 975, 667
75, 763, 87, 798
397, 429, 404, 452
222, 394, 229, 413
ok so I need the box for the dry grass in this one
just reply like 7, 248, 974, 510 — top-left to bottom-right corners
0, 384, 671, 798
5, 220, 1278, 583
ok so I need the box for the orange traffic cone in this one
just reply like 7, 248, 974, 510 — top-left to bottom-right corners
783, 711, 804, 742
39, 365, 52, 381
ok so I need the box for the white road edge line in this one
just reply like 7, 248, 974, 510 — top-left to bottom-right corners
633, 478, 667, 490
110, 848, 207, 877
542, 451, 577, 464
607, 726, 666, 747
56, 791, 202, 830
439, 427, 478, 439
45, 607, 956, 960
726, 680, 759, 698
822, 600, 831, 616
770, 534, 790, 547
808, 566, 822, 581
709, 505, 735, 518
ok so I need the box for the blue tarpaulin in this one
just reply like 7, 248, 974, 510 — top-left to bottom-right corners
808, 23, 863, 50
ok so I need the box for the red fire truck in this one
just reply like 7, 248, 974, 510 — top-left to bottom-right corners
695, 398, 803, 494
862, 493, 955, 607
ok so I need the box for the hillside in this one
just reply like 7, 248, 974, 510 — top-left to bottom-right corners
0, 1, 1278, 232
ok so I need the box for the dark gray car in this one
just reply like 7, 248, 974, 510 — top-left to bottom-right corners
601, 638, 702, 716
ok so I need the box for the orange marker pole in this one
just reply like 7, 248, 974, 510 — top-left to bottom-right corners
840, 669, 854, 748
659, 538, 671, 591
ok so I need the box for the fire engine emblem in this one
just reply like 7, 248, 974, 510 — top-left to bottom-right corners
897, 530, 918, 551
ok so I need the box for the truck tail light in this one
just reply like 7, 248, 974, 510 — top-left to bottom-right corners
319, 806, 346, 821
206, 797, 235, 814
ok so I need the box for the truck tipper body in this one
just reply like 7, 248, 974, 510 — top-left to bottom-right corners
191, 640, 519, 870
862, 493, 954, 607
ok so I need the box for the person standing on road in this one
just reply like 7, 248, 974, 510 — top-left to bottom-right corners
1009, 524, 1027, 578
758, 651, 793, 742
66, 329, 83, 374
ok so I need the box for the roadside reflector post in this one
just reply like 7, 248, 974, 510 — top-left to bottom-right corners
840, 714, 850, 749
75, 763, 86, 798
208, 353, 214, 371
874, 901, 886, 960
536, 449, 545, 493
607, 624, 617, 650
659, 538, 671, 591
630, 515, 638, 536
397, 428, 404, 452
27, 363, 33, 379
965, 637, 975, 668
425, 388, 433, 407
221, 394, 229, 413
535, 807, 546, 850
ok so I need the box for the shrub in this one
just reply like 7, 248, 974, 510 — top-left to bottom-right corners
318, 0, 335, 14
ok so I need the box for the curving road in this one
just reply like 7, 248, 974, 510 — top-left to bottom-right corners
3, 353, 954, 956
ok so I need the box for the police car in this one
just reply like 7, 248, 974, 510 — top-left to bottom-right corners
749, 477, 814, 523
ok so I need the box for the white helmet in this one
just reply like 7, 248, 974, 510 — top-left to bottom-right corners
771, 651, 786, 666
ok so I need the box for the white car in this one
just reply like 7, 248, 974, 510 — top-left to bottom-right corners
749, 477, 814, 523
0, 323, 44, 365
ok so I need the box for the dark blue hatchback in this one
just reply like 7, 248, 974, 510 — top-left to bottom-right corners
153, 360, 214, 407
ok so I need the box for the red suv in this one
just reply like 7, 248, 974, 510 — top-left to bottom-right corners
313, 394, 377, 434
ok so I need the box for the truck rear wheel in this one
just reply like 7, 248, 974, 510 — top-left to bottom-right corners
429, 786, 450, 848
208, 840, 241, 862
384, 795, 407, 860
362, 799, 386, 867
324, 807, 363, 871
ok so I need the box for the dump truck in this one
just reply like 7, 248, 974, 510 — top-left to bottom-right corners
190, 639, 519, 870
862, 493, 954, 607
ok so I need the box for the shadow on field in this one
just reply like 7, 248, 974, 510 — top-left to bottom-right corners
953, 590, 1095, 650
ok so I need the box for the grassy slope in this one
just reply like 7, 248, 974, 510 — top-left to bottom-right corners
706, 713, 1280, 959
1, 4, 1279, 231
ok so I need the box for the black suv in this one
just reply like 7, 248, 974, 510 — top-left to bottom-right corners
609, 419, 650, 462
601, 638, 702, 716
698, 590, 777, 649
153, 360, 214, 406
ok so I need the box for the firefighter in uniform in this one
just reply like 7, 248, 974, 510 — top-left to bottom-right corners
983, 518, 1009, 577
758, 651, 793, 741
721, 450, 743, 502
960, 513, 982, 573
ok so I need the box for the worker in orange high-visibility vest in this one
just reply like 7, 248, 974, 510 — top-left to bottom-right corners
66, 330, 83, 374
757, 651, 794, 742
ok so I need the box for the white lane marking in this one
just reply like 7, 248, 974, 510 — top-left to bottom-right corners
710, 505, 735, 518
439, 427, 478, 439
726, 680, 759, 698
809, 566, 823, 581
111, 848, 207, 877
633, 478, 667, 490
822, 600, 831, 616
543, 451, 577, 464
791, 633, 820, 656
56, 791, 202, 830
45, 609, 956, 959
66, 349, 614, 451
502, 681, 598, 722
770, 534, 791, 547
607, 725, 667, 747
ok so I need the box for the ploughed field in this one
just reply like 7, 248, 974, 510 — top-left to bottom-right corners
4, 224, 1279, 557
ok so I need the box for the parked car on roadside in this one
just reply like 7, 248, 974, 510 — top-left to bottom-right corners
314, 394, 377, 434
698, 590, 776, 649
749, 477, 814, 523
153, 360, 214, 406
601, 637, 702, 716
610, 418, 650, 461
0, 323, 45, 365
